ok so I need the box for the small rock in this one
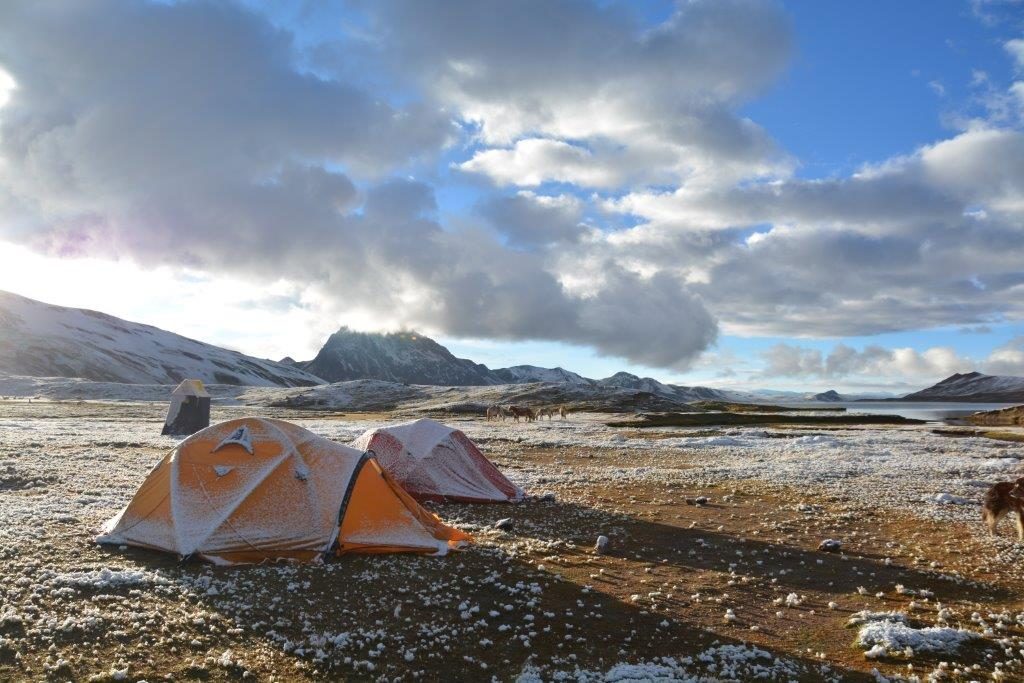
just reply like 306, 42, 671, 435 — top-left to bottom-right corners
494, 518, 514, 531
818, 539, 842, 553
594, 535, 610, 554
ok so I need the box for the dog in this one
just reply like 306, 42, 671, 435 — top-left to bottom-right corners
982, 477, 1024, 539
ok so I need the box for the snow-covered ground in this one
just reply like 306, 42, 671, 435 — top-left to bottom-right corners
1, 398, 1023, 681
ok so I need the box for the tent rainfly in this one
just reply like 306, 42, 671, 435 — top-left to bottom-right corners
162, 379, 210, 436
350, 418, 525, 503
99, 417, 470, 565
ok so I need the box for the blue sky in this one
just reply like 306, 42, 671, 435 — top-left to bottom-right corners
749, 1, 1018, 176
0, 0, 1023, 394
446, 0, 1024, 391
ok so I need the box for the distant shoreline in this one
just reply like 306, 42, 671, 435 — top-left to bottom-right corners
854, 396, 1024, 404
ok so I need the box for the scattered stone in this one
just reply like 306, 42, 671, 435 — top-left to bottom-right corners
818, 539, 842, 553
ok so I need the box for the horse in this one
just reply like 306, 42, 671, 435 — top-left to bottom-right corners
508, 405, 535, 422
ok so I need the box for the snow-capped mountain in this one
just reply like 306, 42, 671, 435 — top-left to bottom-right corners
491, 365, 594, 386
301, 328, 501, 385
0, 291, 323, 387
596, 372, 738, 402
901, 372, 1024, 402
299, 329, 740, 400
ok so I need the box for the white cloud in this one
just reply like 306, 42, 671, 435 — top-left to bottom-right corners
1006, 38, 1024, 71
375, 0, 793, 190
760, 344, 824, 377
985, 337, 1024, 375
459, 139, 630, 189
758, 340, 1024, 384
0, 0, 720, 369
1, 0, 1023, 377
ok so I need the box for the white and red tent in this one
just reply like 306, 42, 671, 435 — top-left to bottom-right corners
350, 418, 524, 503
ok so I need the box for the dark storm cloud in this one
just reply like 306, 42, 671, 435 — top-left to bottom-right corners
477, 193, 586, 249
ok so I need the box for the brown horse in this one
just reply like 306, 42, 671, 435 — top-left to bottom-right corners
508, 406, 535, 422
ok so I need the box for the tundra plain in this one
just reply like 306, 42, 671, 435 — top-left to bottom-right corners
1, 397, 1023, 682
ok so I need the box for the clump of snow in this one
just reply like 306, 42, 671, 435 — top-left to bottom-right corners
847, 611, 909, 627
46, 568, 169, 589
791, 435, 839, 446
517, 643, 806, 681
933, 492, 974, 505
695, 436, 743, 447
853, 612, 979, 659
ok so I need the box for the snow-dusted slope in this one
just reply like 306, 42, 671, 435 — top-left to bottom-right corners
0, 291, 324, 387
596, 372, 737, 403
299, 329, 749, 400
240, 379, 703, 413
492, 365, 594, 386
902, 372, 1024, 402
301, 328, 502, 385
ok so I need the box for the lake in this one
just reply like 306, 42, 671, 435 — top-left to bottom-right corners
793, 401, 1019, 423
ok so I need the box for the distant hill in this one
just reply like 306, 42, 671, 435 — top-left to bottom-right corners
298, 327, 741, 400
491, 365, 593, 386
901, 372, 1024, 402
0, 291, 766, 402
301, 328, 501, 386
597, 371, 737, 402
0, 291, 323, 387
810, 389, 843, 402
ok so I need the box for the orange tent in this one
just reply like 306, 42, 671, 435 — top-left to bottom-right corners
97, 418, 469, 565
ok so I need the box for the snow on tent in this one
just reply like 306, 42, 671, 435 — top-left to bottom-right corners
99, 418, 470, 565
350, 418, 525, 503
162, 379, 211, 436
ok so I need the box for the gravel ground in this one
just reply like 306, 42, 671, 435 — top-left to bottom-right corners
1, 399, 1023, 682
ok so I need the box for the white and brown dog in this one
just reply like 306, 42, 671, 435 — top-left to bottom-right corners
982, 476, 1024, 539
